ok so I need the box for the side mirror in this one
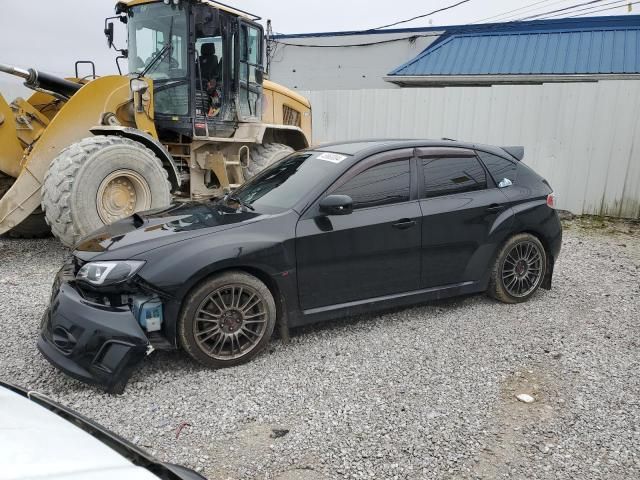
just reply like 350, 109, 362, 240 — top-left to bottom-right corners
319, 195, 353, 216
104, 22, 114, 48
255, 68, 264, 85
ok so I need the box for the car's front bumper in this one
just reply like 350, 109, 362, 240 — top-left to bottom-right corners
38, 266, 150, 394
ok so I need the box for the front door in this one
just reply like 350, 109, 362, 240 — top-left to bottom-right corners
237, 22, 263, 121
296, 151, 422, 311
417, 148, 513, 288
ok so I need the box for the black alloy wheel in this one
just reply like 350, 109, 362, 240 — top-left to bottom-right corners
502, 240, 544, 297
179, 271, 277, 368
489, 233, 547, 304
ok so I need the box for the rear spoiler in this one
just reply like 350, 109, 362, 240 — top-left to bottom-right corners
502, 146, 524, 161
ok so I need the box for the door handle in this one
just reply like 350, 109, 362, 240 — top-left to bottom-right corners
392, 219, 416, 230
486, 204, 506, 213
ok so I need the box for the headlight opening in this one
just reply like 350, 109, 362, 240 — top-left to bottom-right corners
76, 261, 145, 286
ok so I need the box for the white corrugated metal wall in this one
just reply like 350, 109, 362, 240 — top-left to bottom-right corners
303, 80, 640, 218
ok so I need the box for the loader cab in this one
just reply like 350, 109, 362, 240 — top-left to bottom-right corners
122, 0, 264, 139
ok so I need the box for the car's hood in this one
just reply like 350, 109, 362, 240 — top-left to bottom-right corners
74, 201, 263, 261
0, 386, 159, 480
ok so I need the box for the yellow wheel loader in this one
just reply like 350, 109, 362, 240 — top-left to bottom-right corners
0, 0, 311, 247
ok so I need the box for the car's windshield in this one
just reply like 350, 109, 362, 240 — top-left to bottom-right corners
231, 151, 350, 211
128, 4, 188, 79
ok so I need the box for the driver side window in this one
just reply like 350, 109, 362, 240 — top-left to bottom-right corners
333, 160, 411, 210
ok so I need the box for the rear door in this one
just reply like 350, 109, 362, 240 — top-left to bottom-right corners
417, 147, 513, 288
296, 149, 422, 311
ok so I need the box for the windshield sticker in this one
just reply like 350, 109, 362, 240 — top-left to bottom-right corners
317, 152, 347, 163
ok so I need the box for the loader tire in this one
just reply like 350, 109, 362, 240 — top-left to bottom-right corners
0, 173, 51, 239
244, 143, 294, 179
42, 136, 171, 247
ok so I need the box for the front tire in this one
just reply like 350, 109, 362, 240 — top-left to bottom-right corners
42, 136, 171, 247
178, 271, 277, 369
488, 233, 547, 304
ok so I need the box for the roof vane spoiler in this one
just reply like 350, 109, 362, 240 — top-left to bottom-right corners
502, 146, 524, 161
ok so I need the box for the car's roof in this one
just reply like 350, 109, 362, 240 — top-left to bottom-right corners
0, 386, 158, 480
314, 139, 514, 160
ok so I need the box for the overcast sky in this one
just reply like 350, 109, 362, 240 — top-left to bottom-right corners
0, 0, 635, 98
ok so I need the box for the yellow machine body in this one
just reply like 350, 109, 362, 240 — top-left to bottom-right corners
0, 0, 312, 241
0, 75, 311, 236
0, 76, 142, 232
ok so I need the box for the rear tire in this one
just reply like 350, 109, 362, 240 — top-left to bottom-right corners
178, 271, 277, 369
488, 233, 547, 304
244, 143, 294, 179
0, 173, 51, 239
41, 136, 171, 247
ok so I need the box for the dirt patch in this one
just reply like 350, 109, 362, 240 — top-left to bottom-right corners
204, 422, 324, 480
205, 423, 278, 479
471, 369, 560, 478
562, 216, 640, 265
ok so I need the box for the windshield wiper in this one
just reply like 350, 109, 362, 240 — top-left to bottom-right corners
226, 194, 255, 211
139, 16, 174, 78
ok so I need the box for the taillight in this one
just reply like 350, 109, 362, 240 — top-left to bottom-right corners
546, 193, 556, 209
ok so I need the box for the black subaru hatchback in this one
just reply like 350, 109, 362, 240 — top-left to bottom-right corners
39, 140, 562, 392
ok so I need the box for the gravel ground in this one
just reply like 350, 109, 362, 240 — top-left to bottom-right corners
0, 217, 639, 479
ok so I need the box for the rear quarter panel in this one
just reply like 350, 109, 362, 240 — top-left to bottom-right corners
500, 163, 562, 261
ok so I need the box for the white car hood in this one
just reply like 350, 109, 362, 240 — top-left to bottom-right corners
0, 387, 158, 480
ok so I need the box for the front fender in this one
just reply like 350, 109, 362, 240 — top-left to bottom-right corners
135, 213, 298, 346
90, 126, 181, 190
139, 234, 294, 298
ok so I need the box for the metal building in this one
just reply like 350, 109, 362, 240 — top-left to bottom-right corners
271, 16, 640, 218
269, 27, 443, 90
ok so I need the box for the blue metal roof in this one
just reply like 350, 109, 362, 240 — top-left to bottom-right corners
389, 15, 640, 77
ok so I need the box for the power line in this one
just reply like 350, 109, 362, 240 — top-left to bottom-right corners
472, 0, 567, 23
271, 0, 635, 50
568, 0, 638, 15
271, 0, 476, 49
272, 33, 441, 49
494, 0, 577, 21
535, 0, 630, 19
367, 0, 473, 30
520, 0, 604, 20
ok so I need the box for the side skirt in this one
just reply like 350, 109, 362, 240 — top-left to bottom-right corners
290, 281, 484, 328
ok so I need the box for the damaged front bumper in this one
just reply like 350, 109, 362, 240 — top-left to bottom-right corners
38, 266, 151, 394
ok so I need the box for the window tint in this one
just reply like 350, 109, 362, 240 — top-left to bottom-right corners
477, 151, 518, 185
334, 160, 411, 209
422, 156, 487, 198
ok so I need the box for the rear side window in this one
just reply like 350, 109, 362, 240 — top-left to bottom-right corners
422, 157, 486, 198
477, 151, 518, 185
334, 160, 410, 209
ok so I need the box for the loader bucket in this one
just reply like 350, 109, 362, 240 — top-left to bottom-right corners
0, 76, 133, 236
0, 94, 24, 179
